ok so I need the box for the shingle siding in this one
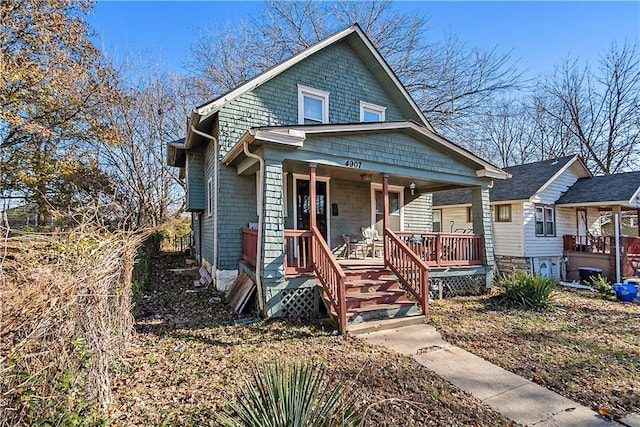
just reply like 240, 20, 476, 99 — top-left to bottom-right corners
404, 192, 432, 232
207, 40, 422, 270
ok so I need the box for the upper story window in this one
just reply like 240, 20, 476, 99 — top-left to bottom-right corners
298, 85, 329, 124
535, 205, 555, 236
360, 101, 386, 122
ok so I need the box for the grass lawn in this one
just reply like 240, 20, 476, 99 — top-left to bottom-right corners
108, 254, 512, 426
430, 288, 640, 421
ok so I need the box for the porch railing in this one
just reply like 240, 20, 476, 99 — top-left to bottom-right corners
563, 235, 613, 254
384, 228, 429, 320
241, 228, 258, 266
311, 226, 347, 334
284, 229, 313, 275
396, 232, 483, 267
171, 232, 192, 253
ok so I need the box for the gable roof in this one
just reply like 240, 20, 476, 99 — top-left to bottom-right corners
556, 171, 640, 207
433, 155, 586, 206
185, 23, 432, 148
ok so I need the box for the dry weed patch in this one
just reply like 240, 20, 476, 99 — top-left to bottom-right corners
0, 225, 145, 425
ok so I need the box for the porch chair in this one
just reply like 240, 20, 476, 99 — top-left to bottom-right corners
361, 227, 384, 258
341, 234, 365, 259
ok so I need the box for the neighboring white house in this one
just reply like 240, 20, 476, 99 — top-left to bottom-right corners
433, 155, 640, 280
433, 155, 592, 279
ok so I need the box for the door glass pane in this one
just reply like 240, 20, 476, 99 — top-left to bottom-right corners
375, 191, 399, 215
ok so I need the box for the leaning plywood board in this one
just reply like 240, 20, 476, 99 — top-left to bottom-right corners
226, 272, 255, 313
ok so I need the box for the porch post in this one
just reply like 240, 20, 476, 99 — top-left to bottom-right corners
637, 209, 640, 237
309, 163, 317, 230
383, 174, 389, 260
382, 175, 389, 230
471, 186, 495, 287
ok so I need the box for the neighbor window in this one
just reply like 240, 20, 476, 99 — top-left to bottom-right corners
535, 205, 555, 236
466, 206, 473, 223
433, 209, 442, 232
359, 101, 386, 122
298, 85, 329, 124
495, 204, 512, 222
207, 177, 213, 217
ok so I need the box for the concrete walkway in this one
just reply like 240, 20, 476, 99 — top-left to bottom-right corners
358, 322, 620, 426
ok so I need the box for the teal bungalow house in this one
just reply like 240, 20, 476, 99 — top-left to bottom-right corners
167, 24, 509, 333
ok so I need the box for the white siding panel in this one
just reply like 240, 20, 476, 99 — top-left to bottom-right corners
441, 203, 524, 257
494, 203, 524, 257
440, 206, 471, 233
523, 202, 563, 258
532, 164, 580, 205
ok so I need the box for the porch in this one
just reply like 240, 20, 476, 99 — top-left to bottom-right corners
562, 234, 640, 281
242, 211, 490, 333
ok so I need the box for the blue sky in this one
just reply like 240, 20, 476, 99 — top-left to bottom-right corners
87, 1, 639, 79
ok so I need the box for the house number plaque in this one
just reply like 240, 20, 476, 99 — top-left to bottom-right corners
344, 159, 362, 168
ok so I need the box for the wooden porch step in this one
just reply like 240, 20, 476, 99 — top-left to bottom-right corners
345, 278, 399, 293
345, 290, 411, 309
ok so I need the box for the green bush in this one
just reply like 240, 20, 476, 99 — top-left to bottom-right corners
495, 272, 557, 309
589, 275, 615, 299
216, 363, 364, 427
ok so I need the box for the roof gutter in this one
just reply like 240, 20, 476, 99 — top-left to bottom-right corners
243, 141, 266, 314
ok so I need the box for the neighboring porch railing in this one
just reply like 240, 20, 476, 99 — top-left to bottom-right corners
384, 228, 429, 320
310, 226, 347, 334
241, 228, 258, 266
396, 232, 483, 267
284, 229, 313, 275
563, 235, 613, 254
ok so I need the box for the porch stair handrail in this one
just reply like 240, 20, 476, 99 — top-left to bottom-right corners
310, 226, 347, 334
383, 228, 430, 320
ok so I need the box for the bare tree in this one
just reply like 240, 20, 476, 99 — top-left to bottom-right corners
538, 42, 640, 174
99, 67, 186, 229
186, 0, 521, 138
474, 101, 540, 167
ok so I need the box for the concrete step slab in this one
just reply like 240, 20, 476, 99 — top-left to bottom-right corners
347, 314, 425, 335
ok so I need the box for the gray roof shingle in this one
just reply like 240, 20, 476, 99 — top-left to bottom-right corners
433, 155, 578, 206
556, 171, 640, 204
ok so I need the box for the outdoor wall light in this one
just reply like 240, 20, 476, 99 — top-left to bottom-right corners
410, 182, 416, 196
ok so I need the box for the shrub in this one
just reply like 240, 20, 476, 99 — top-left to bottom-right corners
589, 275, 615, 299
495, 272, 557, 309
216, 362, 364, 427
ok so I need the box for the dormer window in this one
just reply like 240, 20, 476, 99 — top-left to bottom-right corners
360, 101, 386, 122
298, 85, 329, 124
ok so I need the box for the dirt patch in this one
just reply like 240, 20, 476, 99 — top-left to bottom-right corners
108, 253, 512, 426
430, 289, 640, 420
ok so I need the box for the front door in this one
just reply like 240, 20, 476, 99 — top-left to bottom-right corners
296, 179, 328, 240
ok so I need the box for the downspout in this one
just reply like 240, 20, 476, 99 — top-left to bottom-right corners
190, 126, 219, 278
243, 141, 266, 313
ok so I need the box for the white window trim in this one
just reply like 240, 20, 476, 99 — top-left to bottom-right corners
359, 101, 386, 122
292, 173, 331, 238
207, 177, 213, 217
297, 84, 329, 125
370, 183, 404, 230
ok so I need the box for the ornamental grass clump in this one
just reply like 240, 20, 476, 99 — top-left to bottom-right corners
216, 362, 365, 427
495, 271, 557, 309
